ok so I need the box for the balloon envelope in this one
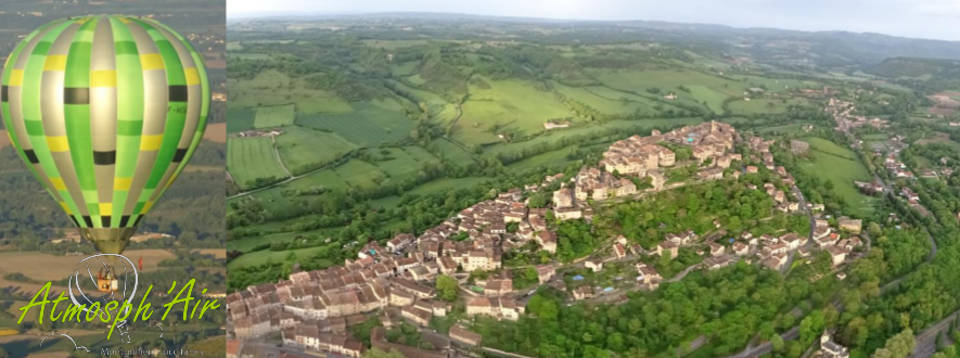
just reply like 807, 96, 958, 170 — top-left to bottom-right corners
1, 15, 209, 253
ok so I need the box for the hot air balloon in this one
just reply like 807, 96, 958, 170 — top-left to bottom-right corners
1, 15, 209, 254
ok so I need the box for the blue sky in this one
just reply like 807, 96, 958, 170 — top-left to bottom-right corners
228, 0, 960, 42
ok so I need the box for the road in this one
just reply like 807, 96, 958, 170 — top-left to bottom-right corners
725, 327, 799, 358
910, 309, 959, 358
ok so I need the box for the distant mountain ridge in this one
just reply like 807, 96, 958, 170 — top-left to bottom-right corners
229, 11, 960, 67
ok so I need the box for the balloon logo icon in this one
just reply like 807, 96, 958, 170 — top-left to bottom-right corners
1, 15, 209, 254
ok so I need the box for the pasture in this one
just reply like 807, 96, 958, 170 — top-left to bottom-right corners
254, 104, 296, 128
797, 137, 876, 217
554, 84, 665, 117
296, 98, 415, 147
455, 77, 573, 145
371, 146, 441, 180
275, 126, 358, 175
227, 136, 288, 189
727, 98, 804, 115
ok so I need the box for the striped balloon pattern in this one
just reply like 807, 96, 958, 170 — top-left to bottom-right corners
0, 15, 209, 253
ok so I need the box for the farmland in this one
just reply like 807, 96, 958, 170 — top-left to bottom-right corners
796, 137, 877, 217
227, 136, 288, 189
275, 126, 358, 175
254, 103, 296, 128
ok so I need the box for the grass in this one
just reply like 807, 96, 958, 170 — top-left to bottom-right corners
254, 104, 296, 128
275, 126, 358, 175
429, 138, 476, 165
797, 137, 876, 217
227, 136, 288, 189
554, 83, 666, 116
485, 117, 701, 158
727, 98, 804, 115
226, 107, 256, 133
296, 98, 415, 147
686, 85, 728, 113
454, 77, 573, 145
334, 159, 387, 190
371, 146, 440, 181
589, 68, 747, 113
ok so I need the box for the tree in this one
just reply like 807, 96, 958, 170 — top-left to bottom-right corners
436, 275, 459, 302
872, 328, 916, 358
771, 334, 785, 352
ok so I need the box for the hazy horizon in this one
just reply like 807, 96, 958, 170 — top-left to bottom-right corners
227, 0, 960, 42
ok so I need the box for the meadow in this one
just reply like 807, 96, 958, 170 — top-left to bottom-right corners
254, 104, 296, 128
227, 136, 288, 189
797, 137, 877, 217
275, 126, 358, 175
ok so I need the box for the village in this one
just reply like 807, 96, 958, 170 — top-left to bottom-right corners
226, 121, 868, 358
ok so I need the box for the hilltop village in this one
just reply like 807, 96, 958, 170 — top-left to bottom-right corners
227, 121, 868, 357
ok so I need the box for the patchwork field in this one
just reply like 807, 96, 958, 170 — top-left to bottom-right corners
227, 136, 288, 189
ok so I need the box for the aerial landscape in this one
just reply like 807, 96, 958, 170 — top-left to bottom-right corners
223, 10, 960, 358
0, 0, 227, 356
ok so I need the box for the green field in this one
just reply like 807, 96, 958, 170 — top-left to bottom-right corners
588, 68, 748, 114
429, 138, 477, 165
797, 137, 876, 217
371, 146, 441, 180
228, 136, 288, 189
297, 98, 415, 146
727, 98, 805, 115
227, 107, 256, 133
254, 104, 296, 128
276, 126, 358, 175
554, 83, 667, 116
455, 77, 574, 145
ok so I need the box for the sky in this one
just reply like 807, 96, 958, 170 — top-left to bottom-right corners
228, 0, 960, 42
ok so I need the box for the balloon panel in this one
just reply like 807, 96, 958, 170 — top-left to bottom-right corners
0, 15, 209, 229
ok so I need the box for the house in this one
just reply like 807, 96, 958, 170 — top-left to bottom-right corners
780, 233, 805, 250
572, 286, 594, 300
393, 278, 436, 299
535, 230, 558, 253
401, 306, 432, 327
536, 265, 556, 284
450, 325, 482, 346
762, 254, 788, 271
698, 167, 724, 181
554, 206, 583, 221
657, 241, 680, 259
732, 241, 750, 256
465, 297, 524, 320
585, 260, 604, 272
708, 242, 725, 256
613, 243, 628, 259
484, 278, 513, 296
827, 246, 849, 267
635, 263, 662, 290
819, 332, 850, 358
703, 255, 735, 270
837, 217, 862, 234
387, 234, 414, 253
553, 188, 575, 208
389, 289, 415, 307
